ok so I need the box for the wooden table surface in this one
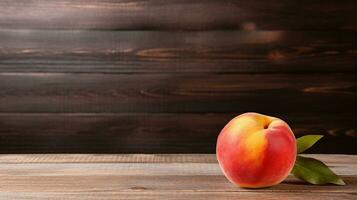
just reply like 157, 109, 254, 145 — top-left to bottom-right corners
0, 154, 355, 199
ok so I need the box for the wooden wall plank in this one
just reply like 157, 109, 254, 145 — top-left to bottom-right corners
0, 1, 356, 154
0, 30, 356, 73
0, 73, 356, 113
0, 113, 355, 153
0, 0, 356, 30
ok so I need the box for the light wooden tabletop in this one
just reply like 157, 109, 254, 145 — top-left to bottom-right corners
0, 154, 355, 199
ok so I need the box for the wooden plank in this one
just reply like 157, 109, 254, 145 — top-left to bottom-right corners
0, 113, 356, 153
0, 191, 355, 200
0, 154, 355, 164
0, 154, 355, 199
0, 154, 218, 164
0, 175, 356, 193
0, 0, 356, 30
0, 73, 356, 113
0, 30, 356, 73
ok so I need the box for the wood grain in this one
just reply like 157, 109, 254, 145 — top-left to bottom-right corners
0, 1, 356, 155
0, 73, 355, 113
0, 154, 355, 164
0, 30, 356, 73
0, 154, 355, 199
0, 192, 355, 200
0, 113, 356, 153
0, 0, 356, 30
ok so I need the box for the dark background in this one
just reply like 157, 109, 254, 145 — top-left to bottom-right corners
0, 0, 356, 154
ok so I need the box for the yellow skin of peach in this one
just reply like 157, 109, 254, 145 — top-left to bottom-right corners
216, 113, 296, 188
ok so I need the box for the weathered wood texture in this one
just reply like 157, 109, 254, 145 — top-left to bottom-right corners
0, 154, 355, 199
0, 1, 356, 153
0, 113, 355, 153
0, 73, 356, 113
0, 0, 356, 30
0, 72, 356, 153
0, 30, 356, 73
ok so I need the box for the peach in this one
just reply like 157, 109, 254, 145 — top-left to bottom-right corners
216, 112, 296, 188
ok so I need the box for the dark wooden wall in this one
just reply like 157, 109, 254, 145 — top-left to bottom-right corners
0, 0, 356, 153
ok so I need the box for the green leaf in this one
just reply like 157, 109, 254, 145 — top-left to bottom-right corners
291, 155, 346, 185
296, 135, 323, 153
